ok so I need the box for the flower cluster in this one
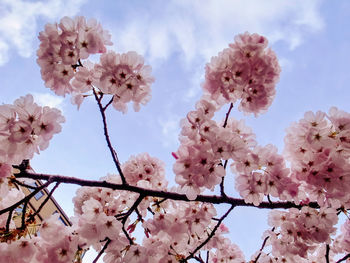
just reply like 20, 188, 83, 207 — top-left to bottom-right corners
173, 96, 258, 199
37, 16, 112, 96
0, 94, 64, 171
266, 207, 338, 260
72, 175, 243, 262
73, 175, 134, 252
5, 14, 350, 263
37, 16, 154, 113
202, 32, 281, 115
0, 213, 85, 263
141, 200, 244, 263
284, 108, 350, 207
94, 51, 154, 112
122, 153, 167, 189
173, 34, 281, 200
233, 144, 300, 206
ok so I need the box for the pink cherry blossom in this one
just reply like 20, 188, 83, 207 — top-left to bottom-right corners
202, 32, 280, 116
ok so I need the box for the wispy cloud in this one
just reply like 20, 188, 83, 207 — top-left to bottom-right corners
0, 0, 86, 66
111, 0, 324, 65
158, 115, 182, 148
32, 92, 64, 111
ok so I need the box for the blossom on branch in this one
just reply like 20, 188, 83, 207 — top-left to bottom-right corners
2, 14, 350, 263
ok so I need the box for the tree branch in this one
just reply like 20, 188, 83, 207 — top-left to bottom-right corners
14, 171, 319, 211
92, 88, 127, 185
219, 103, 234, 197
223, 103, 234, 128
253, 227, 275, 263
0, 180, 51, 216
26, 182, 60, 223
326, 244, 330, 263
102, 97, 114, 111
93, 238, 111, 263
336, 253, 350, 263
185, 205, 235, 261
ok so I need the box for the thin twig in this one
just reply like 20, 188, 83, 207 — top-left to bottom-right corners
122, 224, 134, 245
267, 195, 272, 204
102, 97, 114, 111
253, 227, 275, 263
223, 103, 234, 128
185, 205, 235, 261
121, 195, 144, 223
336, 253, 350, 263
147, 207, 155, 215
11, 179, 37, 190
117, 195, 144, 245
93, 238, 111, 263
219, 103, 234, 197
135, 208, 143, 221
219, 176, 226, 197
26, 182, 60, 222
20, 201, 28, 230
92, 88, 127, 184
194, 255, 205, 263
220, 160, 229, 197
326, 244, 330, 263
5, 209, 13, 232
0, 180, 51, 216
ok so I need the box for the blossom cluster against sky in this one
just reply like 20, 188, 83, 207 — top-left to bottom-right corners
1, 0, 350, 261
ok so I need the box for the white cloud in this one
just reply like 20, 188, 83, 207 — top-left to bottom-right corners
32, 92, 64, 111
0, 40, 9, 65
158, 115, 181, 148
111, 0, 324, 65
278, 57, 294, 72
184, 66, 205, 101
0, 0, 86, 66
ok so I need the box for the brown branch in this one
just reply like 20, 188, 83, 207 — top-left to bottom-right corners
184, 205, 235, 261
253, 227, 275, 263
20, 201, 28, 230
121, 195, 144, 224
93, 238, 111, 263
223, 103, 234, 128
147, 207, 155, 215
219, 103, 234, 197
122, 224, 133, 245
326, 244, 330, 263
220, 160, 229, 197
336, 253, 350, 263
0, 180, 51, 216
11, 178, 37, 190
92, 88, 127, 185
135, 208, 143, 221
26, 182, 60, 223
116, 195, 144, 245
5, 209, 13, 232
194, 255, 205, 263
103, 97, 114, 111
14, 171, 320, 211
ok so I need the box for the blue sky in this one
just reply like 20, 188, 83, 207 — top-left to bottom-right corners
1, 0, 350, 261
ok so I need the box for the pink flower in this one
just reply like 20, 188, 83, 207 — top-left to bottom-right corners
37, 16, 112, 97
122, 153, 167, 189
95, 51, 154, 113
202, 32, 280, 115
